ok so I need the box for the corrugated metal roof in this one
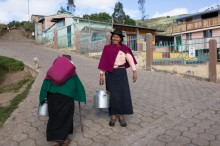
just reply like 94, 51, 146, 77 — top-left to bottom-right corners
113, 23, 159, 31
176, 7, 220, 20
82, 26, 112, 31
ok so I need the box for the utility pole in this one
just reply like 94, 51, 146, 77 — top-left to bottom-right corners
111, 16, 114, 30
28, 0, 30, 21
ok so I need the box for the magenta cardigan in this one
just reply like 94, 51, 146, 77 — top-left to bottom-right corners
98, 44, 137, 72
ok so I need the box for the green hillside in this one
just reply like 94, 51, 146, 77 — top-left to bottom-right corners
136, 14, 187, 36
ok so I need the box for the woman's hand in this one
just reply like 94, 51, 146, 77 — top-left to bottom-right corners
133, 70, 137, 82
100, 74, 104, 85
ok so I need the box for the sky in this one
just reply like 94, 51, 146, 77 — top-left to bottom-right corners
0, 0, 220, 24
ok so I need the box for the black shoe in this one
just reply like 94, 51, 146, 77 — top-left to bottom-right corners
109, 118, 116, 127
119, 118, 127, 127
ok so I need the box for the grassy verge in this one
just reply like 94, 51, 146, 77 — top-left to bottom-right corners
0, 55, 24, 84
0, 55, 24, 83
0, 74, 32, 94
0, 76, 34, 128
0, 55, 35, 128
0, 55, 24, 71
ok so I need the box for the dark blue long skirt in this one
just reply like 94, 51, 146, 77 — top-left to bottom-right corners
105, 68, 133, 115
46, 93, 75, 141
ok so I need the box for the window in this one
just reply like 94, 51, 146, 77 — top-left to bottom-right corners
186, 33, 192, 40
218, 48, 220, 62
203, 30, 212, 38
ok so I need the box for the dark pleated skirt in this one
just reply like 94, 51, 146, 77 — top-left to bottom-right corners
46, 92, 75, 141
105, 68, 133, 115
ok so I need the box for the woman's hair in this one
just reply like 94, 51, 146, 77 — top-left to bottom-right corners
110, 34, 124, 44
62, 54, 72, 60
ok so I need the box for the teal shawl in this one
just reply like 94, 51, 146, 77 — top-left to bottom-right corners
39, 74, 86, 104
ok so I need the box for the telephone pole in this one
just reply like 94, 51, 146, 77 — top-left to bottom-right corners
28, 0, 30, 21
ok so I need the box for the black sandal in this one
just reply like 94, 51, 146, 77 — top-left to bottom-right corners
119, 118, 127, 127
109, 118, 116, 127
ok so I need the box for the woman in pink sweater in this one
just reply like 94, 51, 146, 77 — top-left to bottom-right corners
98, 28, 137, 127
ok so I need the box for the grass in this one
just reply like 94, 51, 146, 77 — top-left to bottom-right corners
136, 14, 187, 35
0, 74, 32, 94
0, 55, 24, 85
0, 55, 24, 72
0, 69, 7, 84
0, 77, 34, 128
0, 55, 35, 128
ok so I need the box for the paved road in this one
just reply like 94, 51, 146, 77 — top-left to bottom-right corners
1, 30, 220, 146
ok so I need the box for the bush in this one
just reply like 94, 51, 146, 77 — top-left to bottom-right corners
7, 20, 21, 29
0, 56, 24, 72
0, 24, 7, 34
6, 21, 34, 31
22, 21, 34, 31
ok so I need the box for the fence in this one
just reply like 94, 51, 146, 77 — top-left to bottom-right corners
154, 37, 220, 65
64, 30, 147, 53
144, 33, 219, 83
75, 32, 107, 54
37, 24, 220, 64
42, 29, 54, 44
38, 26, 220, 64
57, 25, 71, 48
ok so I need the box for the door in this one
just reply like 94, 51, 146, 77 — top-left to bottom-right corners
67, 26, 71, 47
127, 35, 137, 51
176, 36, 182, 52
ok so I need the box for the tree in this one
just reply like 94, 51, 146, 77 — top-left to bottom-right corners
58, 6, 71, 14
82, 14, 90, 20
67, 0, 75, 14
138, 0, 146, 20
98, 12, 112, 22
112, 2, 126, 24
22, 21, 34, 31
83, 12, 112, 22
124, 15, 136, 25
112, 2, 136, 25
7, 21, 20, 29
60, 6, 66, 12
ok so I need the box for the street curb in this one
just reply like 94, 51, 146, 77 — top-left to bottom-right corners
24, 63, 39, 77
